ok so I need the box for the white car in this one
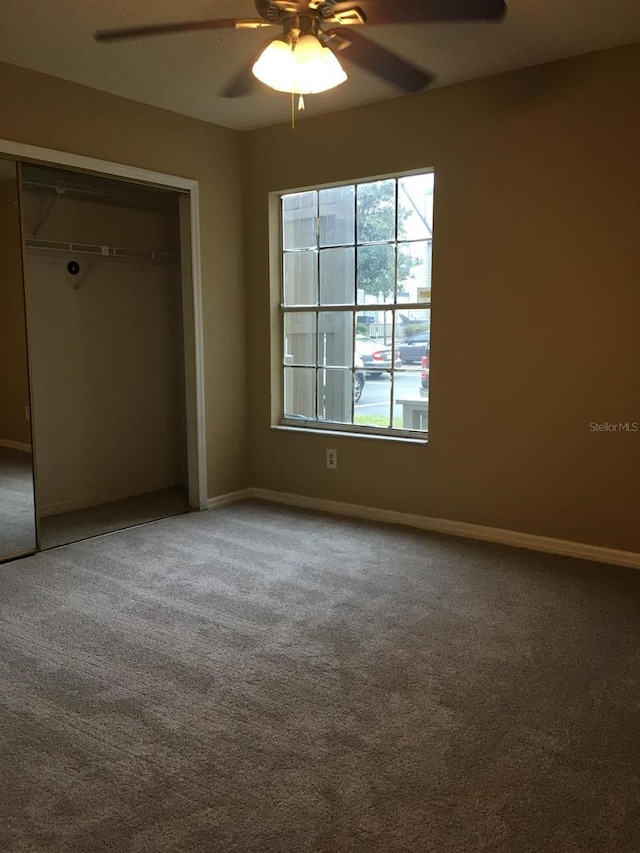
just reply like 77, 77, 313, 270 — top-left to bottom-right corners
355, 335, 402, 375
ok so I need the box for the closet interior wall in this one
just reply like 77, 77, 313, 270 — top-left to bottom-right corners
22, 165, 188, 539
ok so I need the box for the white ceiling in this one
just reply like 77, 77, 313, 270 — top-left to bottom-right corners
1, 1, 639, 131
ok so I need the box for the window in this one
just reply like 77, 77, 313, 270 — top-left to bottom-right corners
278, 172, 433, 438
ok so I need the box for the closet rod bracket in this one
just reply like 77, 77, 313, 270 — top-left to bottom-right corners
31, 189, 65, 237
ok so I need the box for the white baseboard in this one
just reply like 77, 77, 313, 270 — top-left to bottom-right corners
206, 488, 253, 509
40, 479, 179, 517
0, 439, 32, 452
247, 488, 640, 571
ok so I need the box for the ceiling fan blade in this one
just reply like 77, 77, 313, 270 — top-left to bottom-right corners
220, 64, 257, 99
94, 19, 271, 44
327, 0, 506, 25
219, 37, 278, 98
326, 28, 433, 92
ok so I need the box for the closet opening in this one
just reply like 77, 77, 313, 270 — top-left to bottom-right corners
21, 163, 197, 549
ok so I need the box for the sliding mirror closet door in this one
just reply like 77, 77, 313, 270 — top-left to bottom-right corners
0, 160, 37, 561
22, 164, 189, 549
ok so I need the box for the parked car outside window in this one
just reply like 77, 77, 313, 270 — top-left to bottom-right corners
398, 331, 430, 364
420, 349, 429, 396
355, 335, 402, 376
354, 355, 365, 403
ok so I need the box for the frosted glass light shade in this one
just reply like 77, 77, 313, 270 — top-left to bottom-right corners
252, 34, 347, 94
252, 39, 294, 93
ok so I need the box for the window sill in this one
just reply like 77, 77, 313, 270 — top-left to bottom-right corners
271, 424, 428, 445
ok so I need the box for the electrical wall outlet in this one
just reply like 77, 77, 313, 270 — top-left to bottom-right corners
326, 449, 338, 469
24, 405, 30, 421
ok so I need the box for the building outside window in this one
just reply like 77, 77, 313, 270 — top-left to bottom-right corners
278, 171, 433, 438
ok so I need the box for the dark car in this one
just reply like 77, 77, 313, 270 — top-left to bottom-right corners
398, 331, 430, 364
355, 335, 402, 376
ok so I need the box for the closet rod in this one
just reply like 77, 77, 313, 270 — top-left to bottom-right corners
25, 238, 178, 263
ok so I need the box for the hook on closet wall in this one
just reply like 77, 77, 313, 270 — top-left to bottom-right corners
66, 259, 91, 290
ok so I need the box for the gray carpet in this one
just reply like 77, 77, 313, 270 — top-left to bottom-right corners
40, 486, 190, 550
0, 446, 37, 559
1, 500, 639, 852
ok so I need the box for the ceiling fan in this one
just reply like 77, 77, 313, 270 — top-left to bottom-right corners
95, 0, 507, 100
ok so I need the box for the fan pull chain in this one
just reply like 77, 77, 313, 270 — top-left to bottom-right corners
290, 93, 306, 130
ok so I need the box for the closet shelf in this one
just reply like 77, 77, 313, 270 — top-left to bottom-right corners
25, 239, 179, 263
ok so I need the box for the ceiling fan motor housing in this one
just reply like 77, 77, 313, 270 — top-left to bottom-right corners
310, 1, 341, 16
254, 1, 286, 23
255, 0, 341, 24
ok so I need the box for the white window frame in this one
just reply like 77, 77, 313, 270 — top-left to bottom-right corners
271, 169, 433, 441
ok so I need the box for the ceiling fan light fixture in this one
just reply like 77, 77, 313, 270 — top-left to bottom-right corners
252, 37, 293, 92
252, 33, 346, 95
293, 34, 347, 93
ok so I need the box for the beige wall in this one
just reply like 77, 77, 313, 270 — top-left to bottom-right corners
2, 43, 639, 553
243, 42, 640, 553
0, 60, 247, 498
0, 175, 31, 446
